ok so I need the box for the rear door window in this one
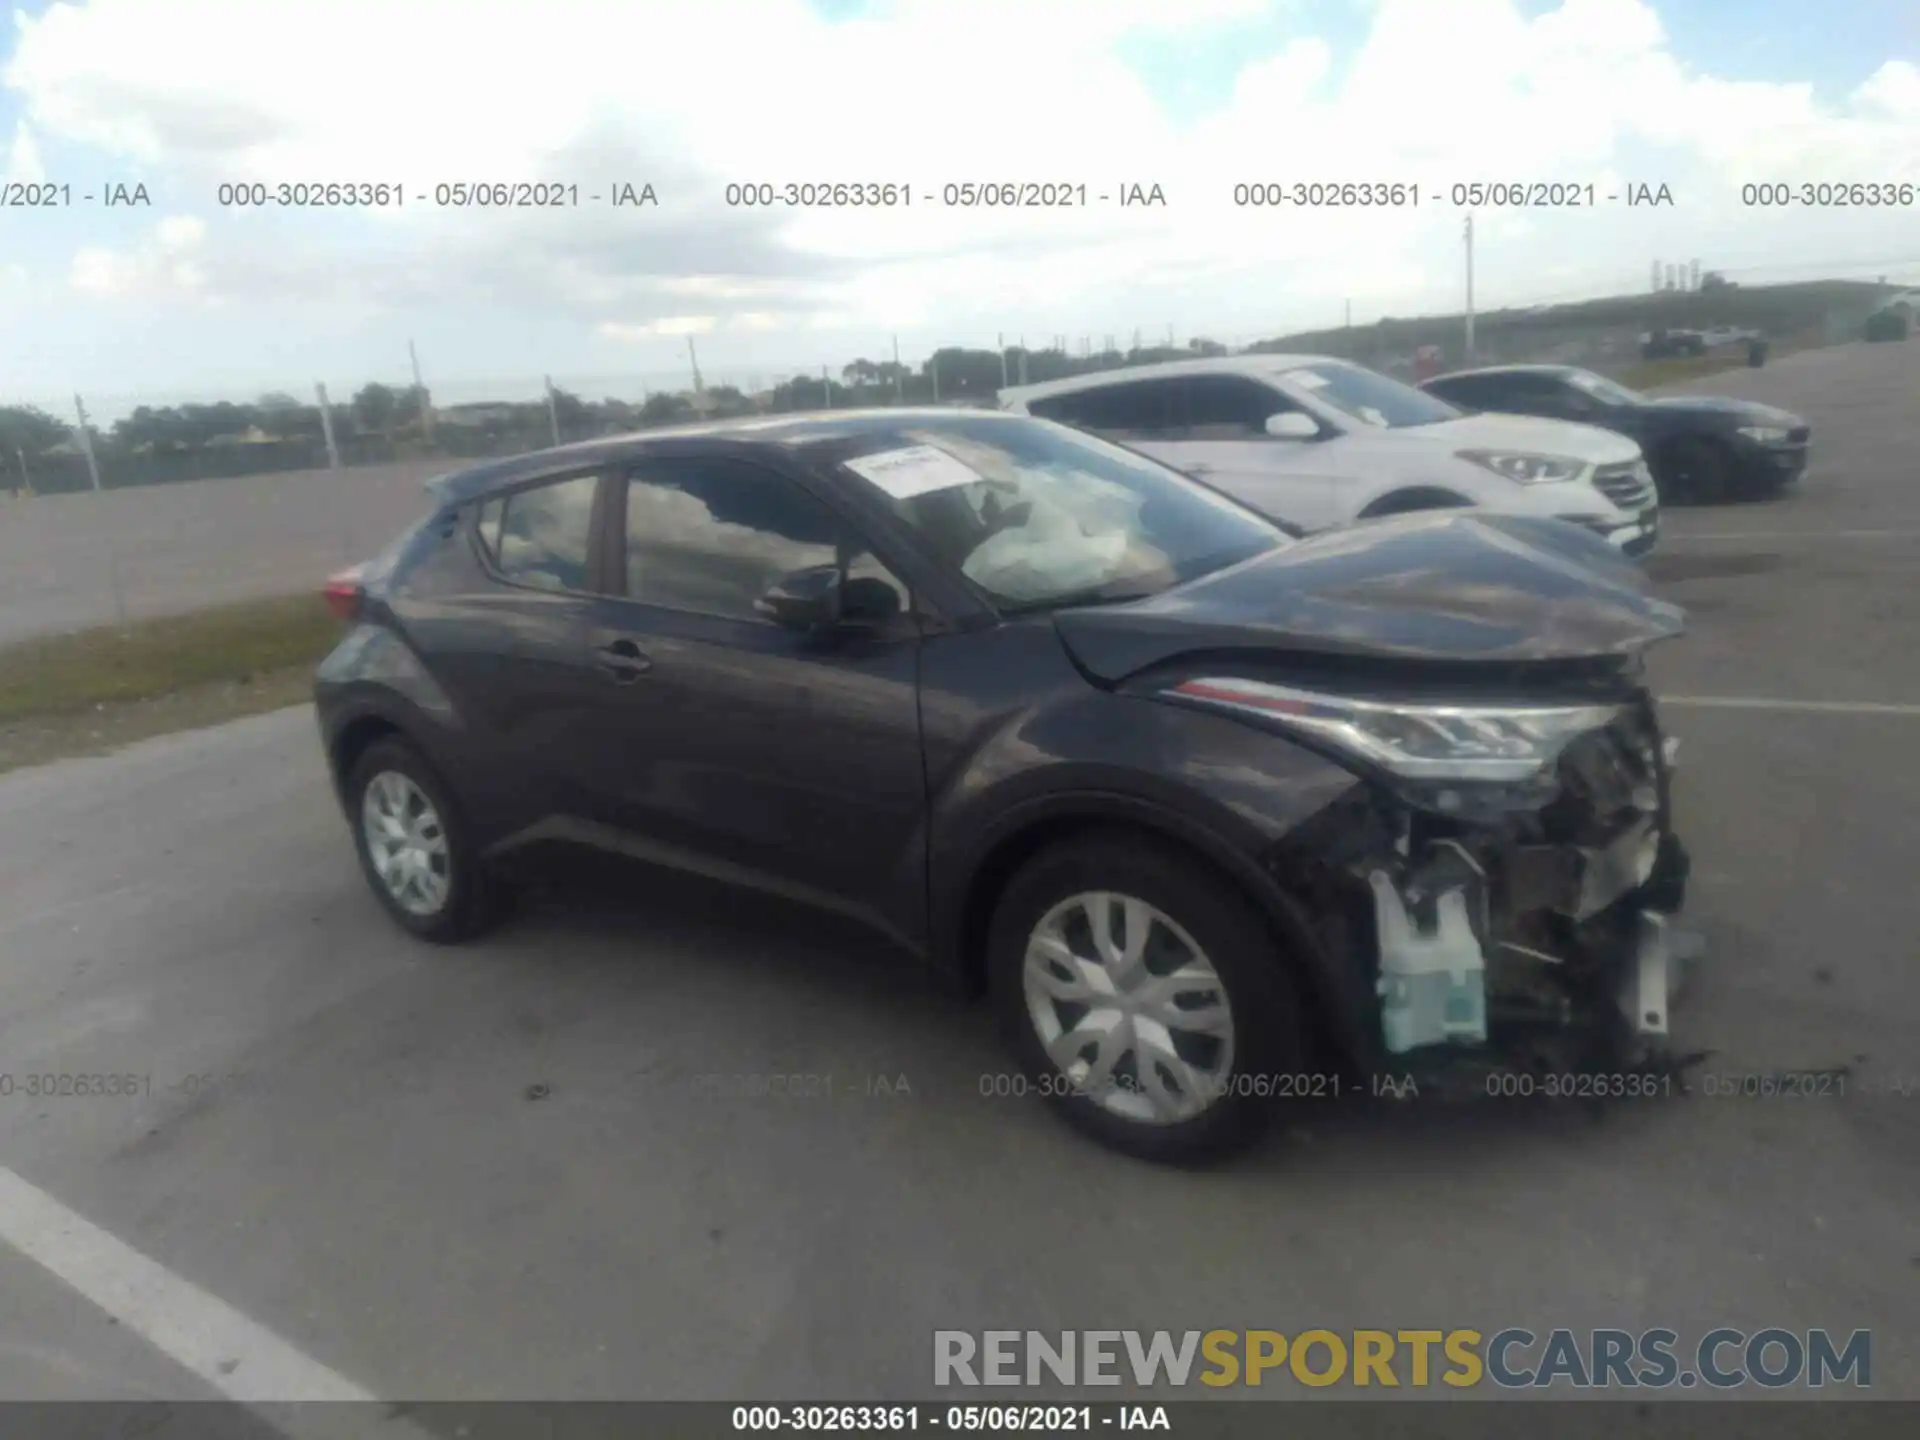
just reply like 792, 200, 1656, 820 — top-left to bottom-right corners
487, 473, 601, 593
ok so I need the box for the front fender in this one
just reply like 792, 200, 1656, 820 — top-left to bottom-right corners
927, 689, 1375, 1058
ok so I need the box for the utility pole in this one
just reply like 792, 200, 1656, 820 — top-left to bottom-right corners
315, 382, 342, 471
688, 337, 704, 396
14, 446, 29, 497
893, 335, 904, 403
1463, 215, 1476, 364
931, 351, 941, 404
408, 340, 436, 443
1017, 337, 1028, 386
73, 394, 103, 492
998, 332, 1008, 389
822, 363, 832, 409
544, 376, 561, 446
73, 392, 124, 625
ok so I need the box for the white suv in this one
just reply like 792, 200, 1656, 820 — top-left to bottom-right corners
998, 355, 1660, 556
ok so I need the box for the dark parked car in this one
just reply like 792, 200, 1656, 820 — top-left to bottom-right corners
1639, 329, 1705, 359
1418, 365, 1811, 503
316, 410, 1693, 1162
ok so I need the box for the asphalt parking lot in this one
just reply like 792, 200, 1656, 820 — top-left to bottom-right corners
0, 341, 1916, 1410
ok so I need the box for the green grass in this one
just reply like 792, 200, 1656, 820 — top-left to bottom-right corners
0, 593, 343, 725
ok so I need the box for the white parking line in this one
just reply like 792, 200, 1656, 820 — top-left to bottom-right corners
1662, 529, 1920, 542
1663, 696, 1920, 717
0, 1164, 429, 1432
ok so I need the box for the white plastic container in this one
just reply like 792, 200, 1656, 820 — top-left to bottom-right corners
1369, 872, 1488, 1054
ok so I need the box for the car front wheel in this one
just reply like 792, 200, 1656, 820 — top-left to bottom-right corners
347, 737, 496, 943
988, 833, 1306, 1164
1662, 437, 1734, 504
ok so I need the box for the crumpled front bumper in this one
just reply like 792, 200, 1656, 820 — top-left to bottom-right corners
1292, 697, 1702, 1082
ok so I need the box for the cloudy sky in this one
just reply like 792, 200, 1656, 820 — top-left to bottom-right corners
2, 0, 1916, 412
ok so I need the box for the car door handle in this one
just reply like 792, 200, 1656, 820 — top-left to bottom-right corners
594, 636, 652, 683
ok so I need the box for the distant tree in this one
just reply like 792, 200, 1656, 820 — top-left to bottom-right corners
922, 347, 1004, 397
352, 383, 400, 433
255, 391, 316, 440
769, 373, 847, 411
395, 384, 429, 426
1699, 271, 1733, 292
1187, 337, 1229, 356
704, 385, 752, 418
640, 391, 695, 426
547, 386, 590, 434
0, 403, 72, 454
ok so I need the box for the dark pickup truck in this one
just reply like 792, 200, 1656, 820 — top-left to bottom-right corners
1419, 364, 1811, 503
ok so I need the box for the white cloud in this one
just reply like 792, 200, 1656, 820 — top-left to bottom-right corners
69, 213, 208, 298
4, 119, 44, 183
599, 315, 717, 340
5, 0, 1917, 354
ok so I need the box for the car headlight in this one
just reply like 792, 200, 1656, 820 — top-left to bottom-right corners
1455, 449, 1589, 485
1737, 425, 1791, 444
1167, 677, 1622, 781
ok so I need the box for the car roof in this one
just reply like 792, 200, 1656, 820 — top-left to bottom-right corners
422, 407, 1019, 505
997, 353, 1348, 406
1420, 364, 1578, 385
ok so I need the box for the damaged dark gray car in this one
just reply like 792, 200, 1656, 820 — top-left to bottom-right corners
314, 409, 1696, 1163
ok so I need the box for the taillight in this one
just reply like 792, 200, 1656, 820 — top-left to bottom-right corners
322, 566, 366, 622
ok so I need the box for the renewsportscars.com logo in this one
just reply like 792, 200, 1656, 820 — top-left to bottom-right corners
934, 1328, 1872, 1390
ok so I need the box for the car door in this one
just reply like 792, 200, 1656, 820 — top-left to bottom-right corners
423, 468, 617, 832
572, 451, 930, 945
1173, 374, 1343, 530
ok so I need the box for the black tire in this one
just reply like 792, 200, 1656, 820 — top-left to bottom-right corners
1359, 490, 1469, 520
1661, 437, 1734, 504
345, 737, 497, 943
987, 832, 1306, 1165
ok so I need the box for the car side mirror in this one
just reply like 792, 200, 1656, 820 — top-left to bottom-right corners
756, 564, 843, 632
1264, 411, 1320, 440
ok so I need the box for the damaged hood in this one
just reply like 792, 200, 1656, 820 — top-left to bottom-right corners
1053, 511, 1685, 682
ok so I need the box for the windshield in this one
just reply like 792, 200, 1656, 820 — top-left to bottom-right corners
831, 415, 1289, 611
1565, 369, 1644, 406
1276, 360, 1461, 429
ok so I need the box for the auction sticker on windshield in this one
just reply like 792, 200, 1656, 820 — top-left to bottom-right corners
843, 444, 982, 500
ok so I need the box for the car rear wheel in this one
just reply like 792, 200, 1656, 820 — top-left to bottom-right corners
347, 738, 496, 943
1662, 437, 1733, 504
1358, 489, 1469, 520
987, 833, 1306, 1164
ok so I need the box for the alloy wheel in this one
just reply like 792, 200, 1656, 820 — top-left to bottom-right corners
1021, 891, 1236, 1126
361, 770, 453, 917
